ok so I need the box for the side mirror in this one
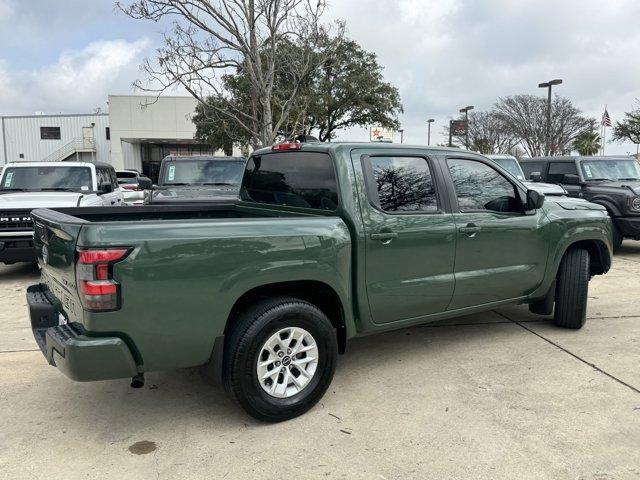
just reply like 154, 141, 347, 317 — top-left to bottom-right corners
526, 189, 545, 210
138, 177, 153, 190
99, 183, 113, 194
563, 173, 581, 185
529, 172, 542, 182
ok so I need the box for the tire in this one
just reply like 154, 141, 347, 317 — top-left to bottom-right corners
612, 223, 623, 252
553, 247, 589, 329
224, 296, 338, 422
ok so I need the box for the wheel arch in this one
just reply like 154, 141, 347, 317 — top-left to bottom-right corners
560, 239, 611, 276
225, 280, 349, 355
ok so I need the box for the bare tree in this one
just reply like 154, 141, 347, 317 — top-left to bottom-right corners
445, 110, 519, 154
494, 94, 593, 157
117, 0, 340, 149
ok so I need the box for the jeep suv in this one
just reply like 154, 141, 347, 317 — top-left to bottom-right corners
521, 156, 640, 251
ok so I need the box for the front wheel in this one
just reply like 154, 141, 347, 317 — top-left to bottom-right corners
224, 297, 338, 422
554, 248, 590, 329
612, 223, 623, 252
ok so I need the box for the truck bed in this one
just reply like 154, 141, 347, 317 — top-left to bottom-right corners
35, 202, 318, 224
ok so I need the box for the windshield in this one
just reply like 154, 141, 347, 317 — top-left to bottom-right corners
0, 166, 93, 192
116, 171, 138, 184
161, 159, 244, 186
580, 160, 640, 181
490, 157, 525, 180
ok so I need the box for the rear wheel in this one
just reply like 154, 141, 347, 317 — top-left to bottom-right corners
553, 247, 590, 329
224, 297, 337, 422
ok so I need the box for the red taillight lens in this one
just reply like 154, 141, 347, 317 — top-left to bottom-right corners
272, 142, 302, 151
76, 248, 131, 311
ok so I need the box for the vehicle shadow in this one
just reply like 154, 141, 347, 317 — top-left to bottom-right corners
0, 262, 39, 280
58, 306, 552, 432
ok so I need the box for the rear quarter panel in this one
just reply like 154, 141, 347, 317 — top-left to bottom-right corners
77, 216, 352, 371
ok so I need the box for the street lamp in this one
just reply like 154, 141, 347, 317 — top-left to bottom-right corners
538, 79, 562, 156
459, 106, 474, 149
427, 119, 434, 145
398, 129, 404, 144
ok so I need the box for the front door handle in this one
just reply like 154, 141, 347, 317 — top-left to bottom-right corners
459, 223, 481, 237
370, 231, 398, 242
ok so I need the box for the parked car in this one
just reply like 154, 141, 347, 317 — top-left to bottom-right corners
145, 155, 245, 205
485, 154, 568, 196
116, 170, 152, 205
521, 156, 640, 251
27, 143, 611, 421
0, 161, 123, 264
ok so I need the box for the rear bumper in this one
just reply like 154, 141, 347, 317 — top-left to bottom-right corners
0, 236, 35, 263
614, 216, 640, 238
27, 284, 138, 382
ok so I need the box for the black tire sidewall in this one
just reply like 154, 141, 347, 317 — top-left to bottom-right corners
230, 300, 337, 421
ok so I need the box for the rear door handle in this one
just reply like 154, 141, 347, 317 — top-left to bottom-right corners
459, 224, 481, 236
370, 232, 398, 241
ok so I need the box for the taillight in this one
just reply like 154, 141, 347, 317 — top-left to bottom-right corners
272, 142, 302, 151
76, 248, 131, 311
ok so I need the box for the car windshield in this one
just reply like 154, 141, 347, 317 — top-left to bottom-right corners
0, 166, 93, 192
161, 159, 244, 186
489, 157, 525, 180
117, 172, 138, 185
580, 160, 640, 181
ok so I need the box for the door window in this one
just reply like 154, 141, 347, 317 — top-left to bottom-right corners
96, 168, 112, 193
365, 156, 438, 212
547, 162, 578, 183
521, 162, 545, 180
448, 159, 520, 213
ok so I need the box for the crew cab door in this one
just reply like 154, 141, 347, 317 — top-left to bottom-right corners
445, 156, 549, 309
359, 154, 456, 324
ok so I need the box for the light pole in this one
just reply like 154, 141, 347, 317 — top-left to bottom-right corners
459, 106, 474, 149
427, 119, 434, 145
538, 79, 562, 156
398, 129, 404, 144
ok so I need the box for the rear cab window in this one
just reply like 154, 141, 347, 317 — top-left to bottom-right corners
242, 152, 339, 211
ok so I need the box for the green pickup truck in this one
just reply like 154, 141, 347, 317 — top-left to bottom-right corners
27, 143, 612, 421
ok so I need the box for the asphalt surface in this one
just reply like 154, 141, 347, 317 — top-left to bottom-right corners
0, 244, 639, 479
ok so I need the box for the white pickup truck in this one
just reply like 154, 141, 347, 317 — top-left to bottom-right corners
0, 161, 124, 264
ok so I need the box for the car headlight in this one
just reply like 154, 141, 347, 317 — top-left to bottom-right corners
631, 196, 640, 211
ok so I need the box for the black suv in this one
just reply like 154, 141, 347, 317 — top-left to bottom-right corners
521, 156, 640, 250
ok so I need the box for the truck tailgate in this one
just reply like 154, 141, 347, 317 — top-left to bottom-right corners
31, 208, 85, 324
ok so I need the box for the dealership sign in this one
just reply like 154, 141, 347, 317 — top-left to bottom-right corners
370, 127, 394, 143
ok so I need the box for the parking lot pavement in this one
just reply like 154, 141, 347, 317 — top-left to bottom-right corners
1, 247, 639, 480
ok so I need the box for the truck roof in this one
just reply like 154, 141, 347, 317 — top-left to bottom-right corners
521, 156, 632, 163
252, 142, 471, 157
4, 161, 110, 168
162, 155, 245, 162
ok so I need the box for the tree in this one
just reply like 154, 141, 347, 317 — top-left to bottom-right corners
445, 110, 519, 154
611, 100, 640, 147
117, 0, 339, 149
573, 130, 601, 156
192, 35, 403, 147
494, 94, 594, 157
307, 38, 402, 141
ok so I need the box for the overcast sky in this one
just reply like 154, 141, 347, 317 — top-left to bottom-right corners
1, 0, 639, 154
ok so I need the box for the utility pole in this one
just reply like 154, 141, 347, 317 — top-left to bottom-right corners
398, 129, 404, 144
459, 106, 474, 149
538, 79, 563, 156
427, 119, 434, 146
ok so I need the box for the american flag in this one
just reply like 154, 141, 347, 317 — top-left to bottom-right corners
601, 108, 612, 127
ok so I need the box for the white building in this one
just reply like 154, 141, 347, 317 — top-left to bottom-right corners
0, 113, 110, 165
1, 95, 240, 181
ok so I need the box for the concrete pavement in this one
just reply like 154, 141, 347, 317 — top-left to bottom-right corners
0, 245, 639, 479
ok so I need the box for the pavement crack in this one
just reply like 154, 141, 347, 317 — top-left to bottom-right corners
0, 349, 40, 354
494, 311, 640, 396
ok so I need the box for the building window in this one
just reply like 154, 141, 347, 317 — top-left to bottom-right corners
19, 153, 24, 159
40, 127, 61, 140
105, 127, 110, 140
